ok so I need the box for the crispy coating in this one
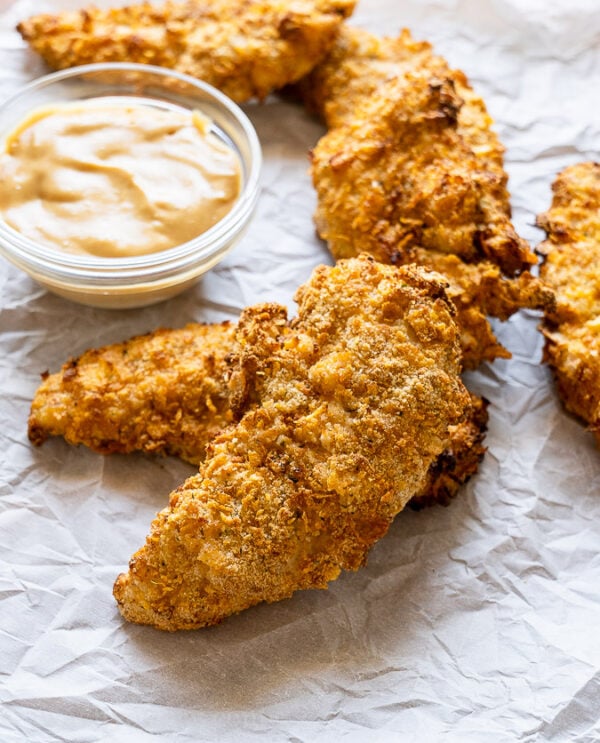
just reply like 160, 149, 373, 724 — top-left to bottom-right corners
17, 0, 355, 103
300, 26, 552, 368
298, 26, 442, 129
311, 72, 534, 276
409, 393, 488, 511
28, 322, 236, 464
394, 248, 555, 369
113, 256, 471, 629
537, 162, 600, 443
28, 315, 487, 508
304, 27, 535, 276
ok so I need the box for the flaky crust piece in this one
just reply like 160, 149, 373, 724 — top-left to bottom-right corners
537, 162, 600, 443
113, 256, 470, 629
18, 0, 355, 103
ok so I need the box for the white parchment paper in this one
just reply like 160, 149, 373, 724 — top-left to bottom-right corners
1, 1, 599, 741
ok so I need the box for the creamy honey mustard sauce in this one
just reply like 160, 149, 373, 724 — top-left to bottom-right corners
0, 100, 241, 257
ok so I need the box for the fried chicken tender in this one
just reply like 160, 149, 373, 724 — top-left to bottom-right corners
29, 322, 236, 464
29, 317, 486, 509
17, 0, 355, 103
303, 27, 535, 276
113, 256, 471, 629
300, 27, 553, 366
537, 162, 600, 443
299, 25, 495, 147
311, 72, 533, 276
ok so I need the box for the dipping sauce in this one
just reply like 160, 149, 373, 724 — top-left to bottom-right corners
0, 99, 241, 257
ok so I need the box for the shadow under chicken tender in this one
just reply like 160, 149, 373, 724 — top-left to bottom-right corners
537, 162, 600, 444
113, 256, 471, 630
18, 0, 355, 103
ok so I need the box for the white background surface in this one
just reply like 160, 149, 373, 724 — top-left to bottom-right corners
1, 1, 599, 741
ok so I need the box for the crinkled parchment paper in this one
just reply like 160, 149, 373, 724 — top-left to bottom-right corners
1, 1, 599, 741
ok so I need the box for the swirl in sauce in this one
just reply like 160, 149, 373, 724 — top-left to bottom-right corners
0, 99, 241, 258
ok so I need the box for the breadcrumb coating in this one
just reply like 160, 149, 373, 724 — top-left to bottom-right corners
303, 26, 535, 276
409, 392, 488, 511
393, 248, 555, 369
28, 322, 236, 464
28, 318, 487, 508
113, 256, 471, 629
18, 0, 355, 103
311, 71, 533, 276
537, 162, 600, 443
296, 26, 552, 368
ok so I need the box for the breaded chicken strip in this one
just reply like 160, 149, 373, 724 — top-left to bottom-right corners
299, 25, 496, 151
297, 27, 552, 367
311, 71, 533, 276
29, 322, 486, 509
113, 256, 471, 629
29, 322, 236, 464
302, 26, 535, 276
17, 0, 355, 103
537, 162, 600, 443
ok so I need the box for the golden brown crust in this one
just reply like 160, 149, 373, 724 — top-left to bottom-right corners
28, 322, 236, 464
113, 256, 471, 629
303, 27, 535, 276
29, 313, 486, 509
537, 162, 600, 442
409, 393, 488, 510
298, 27, 437, 128
311, 72, 533, 276
18, 0, 356, 103
392, 248, 555, 369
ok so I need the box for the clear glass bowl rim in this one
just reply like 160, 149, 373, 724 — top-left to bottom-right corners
0, 62, 262, 285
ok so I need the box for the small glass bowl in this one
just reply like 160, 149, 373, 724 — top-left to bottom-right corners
0, 63, 262, 308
